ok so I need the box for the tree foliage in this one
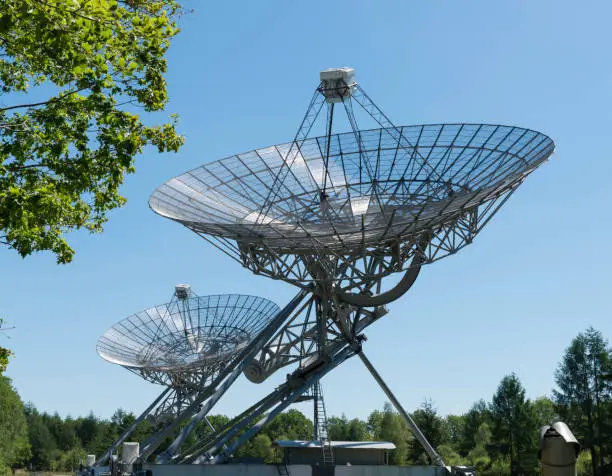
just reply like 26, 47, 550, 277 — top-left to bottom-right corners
467, 422, 492, 473
532, 396, 557, 428
25, 405, 57, 470
0, 0, 184, 263
374, 403, 411, 465
4, 327, 612, 473
408, 400, 448, 465
489, 373, 538, 475
328, 414, 370, 442
264, 409, 314, 442
554, 327, 612, 475
235, 434, 274, 463
459, 399, 490, 456
0, 377, 30, 472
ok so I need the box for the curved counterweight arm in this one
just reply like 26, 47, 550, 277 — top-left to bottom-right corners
338, 235, 428, 307
338, 257, 422, 307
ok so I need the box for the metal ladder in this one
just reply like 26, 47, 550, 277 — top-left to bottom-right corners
313, 381, 334, 468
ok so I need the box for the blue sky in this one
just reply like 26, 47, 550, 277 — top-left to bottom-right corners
2, 0, 612, 423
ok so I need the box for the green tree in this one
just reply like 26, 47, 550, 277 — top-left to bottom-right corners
467, 422, 492, 474
235, 433, 274, 463
553, 327, 612, 476
89, 419, 118, 459
0, 0, 184, 263
0, 377, 31, 472
407, 400, 449, 465
47, 412, 78, 451
489, 374, 538, 476
75, 411, 101, 450
328, 415, 370, 441
375, 403, 410, 465
533, 396, 557, 428
445, 414, 465, 453
194, 414, 231, 443
577, 452, 594, 476
207, 414, 231, 430
53, 446, 86, 472
264, 409, 313, 441
459, 399, 491, 456
346, 417, 370, 441
367, 409, 384, 438
109, 408, 153, 447
24, 405, 56, 470
328, 415, 349, 441
437, 444, 462, 467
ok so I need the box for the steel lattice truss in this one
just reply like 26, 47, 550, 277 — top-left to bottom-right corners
150, 123, 553, 291
97, 294, 280, 387
243, 294, 386, 384
146, 387, 198, 425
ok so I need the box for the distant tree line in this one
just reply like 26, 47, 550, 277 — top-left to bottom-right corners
0, 327, 610, 475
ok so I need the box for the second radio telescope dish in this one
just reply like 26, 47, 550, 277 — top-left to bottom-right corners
97, 294, 280, 386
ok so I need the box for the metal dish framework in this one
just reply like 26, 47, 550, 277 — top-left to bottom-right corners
145, 68, 554, 468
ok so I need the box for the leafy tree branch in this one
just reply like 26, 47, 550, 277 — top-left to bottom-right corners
0, 0, 185, 263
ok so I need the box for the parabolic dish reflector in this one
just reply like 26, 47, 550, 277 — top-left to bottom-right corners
149, 124, 554, 254
97, 294, 280, 385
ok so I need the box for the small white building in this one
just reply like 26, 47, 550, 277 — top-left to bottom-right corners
274, 440, 396, 466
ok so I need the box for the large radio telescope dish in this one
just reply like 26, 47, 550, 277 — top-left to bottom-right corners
97, 293, 280, 387
150, 123, 554, 289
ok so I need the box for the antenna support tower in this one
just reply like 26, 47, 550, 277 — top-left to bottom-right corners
148, 67, 555, 467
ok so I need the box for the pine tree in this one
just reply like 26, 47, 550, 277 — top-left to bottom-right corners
489, 373, 538, 475
553, 327, 612, 476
